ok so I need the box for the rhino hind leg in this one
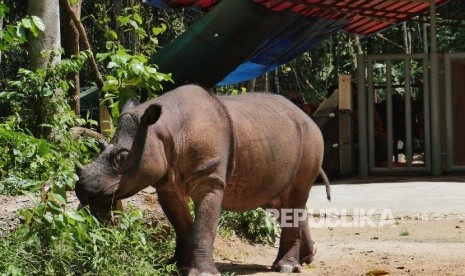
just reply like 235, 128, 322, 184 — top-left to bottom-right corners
271, 206, 309, 273
299, 214, 317, 265
272, 227, 303, 273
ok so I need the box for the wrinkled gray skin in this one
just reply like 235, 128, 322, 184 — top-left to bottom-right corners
76, 85, 330, 275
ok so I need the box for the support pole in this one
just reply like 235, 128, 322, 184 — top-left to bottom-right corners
357, 55, 368, 177
339, 75, 353, 177
429, 0, 441, 175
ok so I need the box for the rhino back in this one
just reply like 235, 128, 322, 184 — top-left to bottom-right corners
219, 93, 323, 211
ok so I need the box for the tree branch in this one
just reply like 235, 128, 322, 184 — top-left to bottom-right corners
60, 0, 113, 136
60, 0, 103, 90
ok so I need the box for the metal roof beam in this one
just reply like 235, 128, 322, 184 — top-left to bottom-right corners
284, 1, 425, 22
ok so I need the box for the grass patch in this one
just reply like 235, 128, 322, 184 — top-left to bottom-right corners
399, 229, 410, 236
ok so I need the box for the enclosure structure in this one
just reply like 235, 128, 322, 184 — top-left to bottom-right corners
353, 51, 465, 177
354, 2, 465, 177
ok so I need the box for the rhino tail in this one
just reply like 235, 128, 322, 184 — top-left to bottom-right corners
319, 168, 331, 201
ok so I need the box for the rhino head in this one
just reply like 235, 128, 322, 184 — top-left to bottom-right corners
75, 103, 167, 208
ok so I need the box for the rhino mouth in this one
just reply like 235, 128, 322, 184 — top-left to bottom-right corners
75, 183, 119, 207
77, 193, 119, 213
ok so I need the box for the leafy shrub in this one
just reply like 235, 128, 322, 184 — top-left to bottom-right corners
0, 117, 99, 196
0, 207, 177, 275
218, 209, 277, 246
187, 196, 277, 246
2, 50, 91, 137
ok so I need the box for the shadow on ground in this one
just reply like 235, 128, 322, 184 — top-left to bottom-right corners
217, 262, 271, 275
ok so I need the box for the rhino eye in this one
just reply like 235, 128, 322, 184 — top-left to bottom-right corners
113, 150, 129, 172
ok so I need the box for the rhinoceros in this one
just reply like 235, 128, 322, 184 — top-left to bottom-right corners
75, 84, 330, 275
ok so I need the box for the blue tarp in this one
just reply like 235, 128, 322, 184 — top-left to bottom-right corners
218, 17, 347, 85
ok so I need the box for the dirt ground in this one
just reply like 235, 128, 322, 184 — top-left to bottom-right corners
214, 218, 465, 276
2, 186, 465, 276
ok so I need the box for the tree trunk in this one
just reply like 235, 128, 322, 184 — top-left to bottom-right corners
27, 0, 62, 137
28, 0, 61, 70
422, 16, 429, 54
0, 17, 3, 65
354, 35, 363, 55
353, 35, 363, 69
247, 78, 256, 92
264, 71, 270, 92
331, 34, 338, 83
61, 0, 83, 115
274, 68, 281, 94
291, 61, 305, 103
402, 22, 411, 54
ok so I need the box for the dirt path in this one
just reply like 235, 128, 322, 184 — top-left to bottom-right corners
214, 218, 465, 275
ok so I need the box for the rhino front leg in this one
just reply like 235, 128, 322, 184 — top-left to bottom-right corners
156, 187, 194, 271
189, 181, 224, 276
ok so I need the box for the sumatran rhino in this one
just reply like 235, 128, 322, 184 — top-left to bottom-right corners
75, 84, 330, 275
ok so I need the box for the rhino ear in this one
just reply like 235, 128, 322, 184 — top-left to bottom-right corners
142, 104, 162, 126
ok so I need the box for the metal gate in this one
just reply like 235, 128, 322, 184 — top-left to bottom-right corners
357, 54, 431, 175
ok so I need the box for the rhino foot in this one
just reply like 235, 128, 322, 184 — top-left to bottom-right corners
272, 263, 302, 273
186, 268, 220, 276
300, 243, 317, 264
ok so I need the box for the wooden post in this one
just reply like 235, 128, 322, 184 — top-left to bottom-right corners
339, 75, 353, 176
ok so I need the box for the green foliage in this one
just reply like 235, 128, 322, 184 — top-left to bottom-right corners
0, 128, 64, 195
1, 50, 90, 136
0, 121, 99, 196
187, 198, 276, 246
0, 3, 44, 52
0, 207, 177, 275
98, 48, 171, 118
215, 86, 247, 96
0, 2, 43, 86
89, 4, 172, 119
218, 209, 277, 246
0, 3, 177, 275
0, 50, 99, 195
0, 1, 8, 17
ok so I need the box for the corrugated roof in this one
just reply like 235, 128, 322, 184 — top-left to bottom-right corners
145, 0, 451, 35
253, 0, 451, 35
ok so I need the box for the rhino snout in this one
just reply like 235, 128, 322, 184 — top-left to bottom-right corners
75, 164, 120, 207
75, 166, 104, 206
75, 178, 92, 206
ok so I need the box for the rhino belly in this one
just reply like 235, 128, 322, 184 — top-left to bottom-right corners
221, 118, 303, 211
